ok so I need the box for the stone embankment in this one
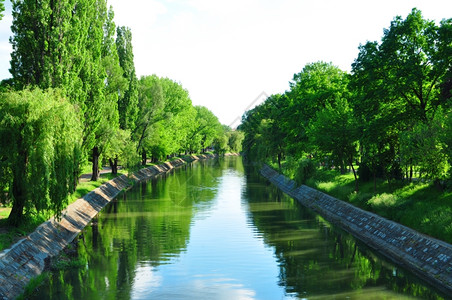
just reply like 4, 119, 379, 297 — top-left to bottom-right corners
0, 154, 215, 300
260, 164, 452, 296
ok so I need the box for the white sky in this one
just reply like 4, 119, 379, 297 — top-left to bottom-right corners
0, 0, 451, 126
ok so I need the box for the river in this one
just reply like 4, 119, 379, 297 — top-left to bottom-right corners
30, 157, 446, 299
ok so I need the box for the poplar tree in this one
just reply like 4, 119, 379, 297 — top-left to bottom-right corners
116, 26, 139, 132
9, 0, 120, 181
0, 0, 4, 20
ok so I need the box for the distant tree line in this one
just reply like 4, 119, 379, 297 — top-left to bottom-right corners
240, 9, 452, 193
0, 0, 242, 226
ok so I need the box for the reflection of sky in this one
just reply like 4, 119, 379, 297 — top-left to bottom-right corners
131, 169, 289, 300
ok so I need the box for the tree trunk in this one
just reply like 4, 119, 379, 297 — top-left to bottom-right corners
277, 152, 282, 171
109, 157, 118, 175
349, 159, 359, 192
409, 164, 413, 182
91, 146, 100, 181
141, 150, 147, 166
8, 149, 28, 227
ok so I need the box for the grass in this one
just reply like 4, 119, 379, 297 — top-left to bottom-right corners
68, 169, 127, 205
16, 272, 49, 300
0, 214, 46, 250
299, 166, 452, 244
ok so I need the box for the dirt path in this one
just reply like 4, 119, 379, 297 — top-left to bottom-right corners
78, 166, 114, 182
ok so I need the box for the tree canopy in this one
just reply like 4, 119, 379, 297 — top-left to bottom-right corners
1, 1, 233, 225
0, 89, 82, 226
240, 9, 452, 192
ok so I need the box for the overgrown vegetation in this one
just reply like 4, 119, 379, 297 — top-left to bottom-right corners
0, 0, 244, 227
241, 9, 452, 244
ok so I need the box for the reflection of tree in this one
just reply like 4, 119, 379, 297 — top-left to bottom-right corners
243, 164, 444, 299
30, 158, 232, 299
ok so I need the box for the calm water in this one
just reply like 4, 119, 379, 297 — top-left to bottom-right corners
31, 157, 446, 299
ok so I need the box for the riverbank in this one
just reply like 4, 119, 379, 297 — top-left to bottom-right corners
0, 154, 216, 300
260, 164, 452, 296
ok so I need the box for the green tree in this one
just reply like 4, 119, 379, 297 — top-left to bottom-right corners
80, 0, 117, 181
309, 98, 359, 191
227, 130, 244, 153
135, 75, 193, 163
97, 6, 130, 176
0, 0, 4, 20
239, 94, 288, 169
135, 75, 165, 165
187, 106, 222, 153
0, 89, 82, 226
351, 9, 452, 183
284, 62, 349, 157
353, 9, 451, 124
9, 0, 116, 181
116, 26, 139, 132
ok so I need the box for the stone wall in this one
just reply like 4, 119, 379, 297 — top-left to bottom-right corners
260, 164, 452, 296
0, 154, 215, 300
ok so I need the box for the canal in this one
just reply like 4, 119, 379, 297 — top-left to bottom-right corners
30, 157, 446, 299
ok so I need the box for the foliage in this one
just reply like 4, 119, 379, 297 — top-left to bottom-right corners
2, 1, 236, 227
16, 273, 49, 300
116, 26, 139, 132
241, 8, 452, 189
0, 89, 82, 226
294, 159, 316, 185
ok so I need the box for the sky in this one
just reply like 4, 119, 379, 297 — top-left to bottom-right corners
0, 1, 451, 127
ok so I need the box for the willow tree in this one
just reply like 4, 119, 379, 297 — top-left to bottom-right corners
0, 89, 82, 226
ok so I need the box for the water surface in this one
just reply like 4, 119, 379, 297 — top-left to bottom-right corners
31, 157, 445, 299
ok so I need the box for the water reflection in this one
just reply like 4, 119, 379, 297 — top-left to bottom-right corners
30, 158, 446, 300
243, 164, 445, 299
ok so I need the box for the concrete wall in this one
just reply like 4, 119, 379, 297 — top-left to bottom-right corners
0, 154, 215, 300
260, 164, 452, 296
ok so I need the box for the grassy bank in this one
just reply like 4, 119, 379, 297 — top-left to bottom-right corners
0, 169, 126, 251
275, 163, 452, 244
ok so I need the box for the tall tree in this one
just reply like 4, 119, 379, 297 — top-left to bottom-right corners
0, 0, 4, 20
351, 9, 452, 182
284, 62, 349, 157
92, 5, 128, 177
0, 89, 82, 226
134, 75, 193, 164
135, 75, 164, 165
10, 0, 83, 90
9, 0, 114, 181
309, 98, 359, 190
187, 106, 222, 154
116, 26, 139, 132
352, 8, 452, 123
